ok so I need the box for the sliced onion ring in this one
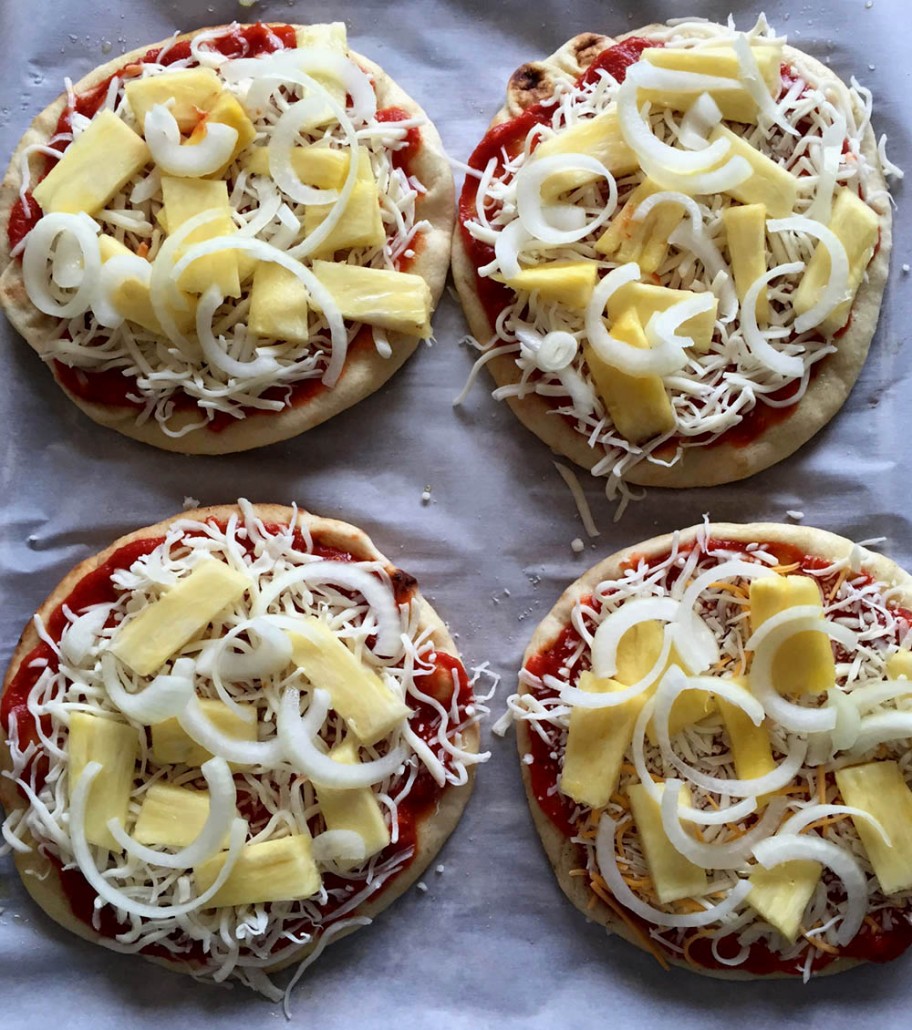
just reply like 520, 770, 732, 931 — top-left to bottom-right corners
515, 153, 617, 245
101, 652, 195, 725
741, 261, 806, 377
93, 253, 152, 329
197, 284, 280, 380
178, 693, 284, 768
778, 802, 891, 846
144, 104, 239, 177
311, 829, 367, 864
22, 212, 101, 318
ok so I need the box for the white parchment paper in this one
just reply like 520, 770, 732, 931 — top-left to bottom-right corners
0, 0, 909, 1025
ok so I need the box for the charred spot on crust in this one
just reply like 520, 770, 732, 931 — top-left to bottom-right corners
571, 33, 611, 70
389, 567, 418, 605
509, 62, 554, 109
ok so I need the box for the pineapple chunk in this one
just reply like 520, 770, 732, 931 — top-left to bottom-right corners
134, 783, 225, 848
244, 145, 350, 188
560, 672, 648, 809
792, 188, 880, 336
706, 126, 798, 218
747, 860, 822, 942
836, 761, 912, 894
68, 713, 138, 851
627, 781, 707, 904
151, 699, 258, 769
503, 260, 596, 309
33, 110, 149, 216
125, 68, 222, 133
160, 176, 241, 297
98, 234, 131, 262
109, 560, 249, 677
310, 261, 432, 338
295, 23, 347, 49
722, 203, 769, 322
303, 149, 384, 255
719, 687, 776, 783
533, 108, 639, 196
248, 263, 310, 344
583, 307, 676, 445
188, 91, 257, 176
287, 618, 411, 746
886, 650, 912, 681
748, 575, 835, 696
605, 282, 718, 353
640, 45, 781, 124
595, 179, 685, 274
195, 835, 321, 907
314, 738, 390, 868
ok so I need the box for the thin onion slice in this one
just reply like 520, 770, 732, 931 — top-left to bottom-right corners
679, 93, 723, 150
746, 606, 858, 733
268, 95, 349, 207
805, 112, 846, 225
637, 150, 752, 198
644, 291, 718, 351
311, 829, 367, 864
493, 219, 531, 280
661, 779, 787, 869
60, 605, 114, 667
515, 153, 617, 245
778, 802, 891, 846
101, 653, 195, 725
70, 762, 247, 920
144, 104, 239, 178
22, 212, 101, 318
732, 35, 797, 138
178, 693, 283, 768
197, 285, 280, 380
93, 253, 153, 330
106, 757, 239, 869
751, 835, 866, 946
848, 711, 912, 757
198, 615, 294, 682
767, 216, 850, 334
277, 688, 405, 788
741, 261, 806, 376
596, 813, 752, 928
51, 230, 85, 289
675, 558, 776, 616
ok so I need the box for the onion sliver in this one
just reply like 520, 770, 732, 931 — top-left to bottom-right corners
740, 261, 806, 377
493, 219, 531, 280
144, 104, 238, 177
268, 95, 348, 206
751, 835, 866, 946
202, 615, 294, 683
654, 666, 810, 797
848, 711, 912, 757
178, 693, 283, 767
22, 212, 101, 318
197, 285, 280, 380
644, 291, 718, 351
596, 813, 752, 928
778, 803, 891, 846
669, 612, 720, 675
170, 236, 347, 387
106, 757, 239, 869
661, 779, 787, 869
637, 150, 752, 198
746, 606, 858, 734
733, 35, 797, 137
70, 761, 247, 919
826, 686, 862, 750
767, 216, 850, 334
93, 253, 152, 329
586, 263, 690, 377
278, 688, 405, 788
51, 230, 85, 289
101, 653, 195, 725
679, 92, 723, 150
251, 560, 403, 659
60, 605, 114, 667
311, 829, 367, 864
515, 153, 617, 245
805, 112, 846, 225
675, 558, 776, 617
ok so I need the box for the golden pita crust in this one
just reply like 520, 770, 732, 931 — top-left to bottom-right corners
0, 26, 455, 454
0, 503, 478, 980
452, 22, 892, 488
516, 522, 912, 978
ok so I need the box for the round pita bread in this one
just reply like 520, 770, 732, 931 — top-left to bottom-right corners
0, 25, 455, 454
452, 23, 892, 489
516, 521, 912, 978
0, 503, 479, 984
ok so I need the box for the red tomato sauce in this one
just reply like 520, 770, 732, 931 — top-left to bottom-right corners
4, 517, 472, 963
521, 538, 912, 973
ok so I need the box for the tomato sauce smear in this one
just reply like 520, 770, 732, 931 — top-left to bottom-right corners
3, 518, 473, 966
520, 538, 912, 975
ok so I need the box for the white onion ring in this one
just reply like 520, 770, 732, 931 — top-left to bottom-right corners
177, 693, 284, 768
101, 652, 195, 726
740, 261, 807, 377
144, 104, 238, 177
93, 252, 152, 330
515, 153, 617, 245
60, 605, 114, 667
196, 284, 281, 380
494, 219, 532, 280
311, 829, 367, 864
678, 92, 723, 150
778, 803, 891, 846
22, 212, 101, 318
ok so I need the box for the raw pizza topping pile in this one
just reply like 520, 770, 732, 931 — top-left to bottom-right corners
509, 526, 912, 977
7, 22, 442, 443
456, 16, 894, 506
0, 503, 484, 997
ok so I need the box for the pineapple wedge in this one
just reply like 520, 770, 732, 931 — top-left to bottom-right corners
722, 203, 769, 322
303, 149, 384, 255
109, 559, 249, 677
706, 126, 798, 217
560, 671, 648, 809
151, 698, 258, 769
195, 835, 322, 907
314, 738, 390, 868
836, 761, 912, 894
125, 68, 222, 133
68, 713, 138, 851
248, 263, 310, 344
605, 282, 718, 354
748, 575, 835, 696
533, 108, 639, 195
747, 860, 822, 942
134, 782, 225, 848
33, 110, 149, 216
792, 188, 880, 336
627, 781, 707, 903
287, 617, 411, 746
584, 307, 676, 445
719, 690, 776, 784
595, 178, 685, 273
503, 260, 596, 309
310, 261, 432, 338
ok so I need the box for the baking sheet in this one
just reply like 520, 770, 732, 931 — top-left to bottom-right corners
0, 0, 909, 1025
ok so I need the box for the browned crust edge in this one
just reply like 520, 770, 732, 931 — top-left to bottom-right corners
0, 503, 478, 980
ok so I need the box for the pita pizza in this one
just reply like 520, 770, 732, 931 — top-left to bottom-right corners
512, 522, 912, 978
453, 17, 894, 504
0, 503, 484, 996
0, 22, 454, 453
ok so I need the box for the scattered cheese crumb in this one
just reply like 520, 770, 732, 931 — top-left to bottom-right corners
182, 496, 200, 511
523, 753, 534, 765
865, 1, 873, 8
868, 63, 876, 71
553, 462, 600, 537
786, 510, 805, 521
903, 264, 910, 274
421, 485, 432, 504
435, 865, 445, 875
571, 537, 585, 553
416, 881, 428, 893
